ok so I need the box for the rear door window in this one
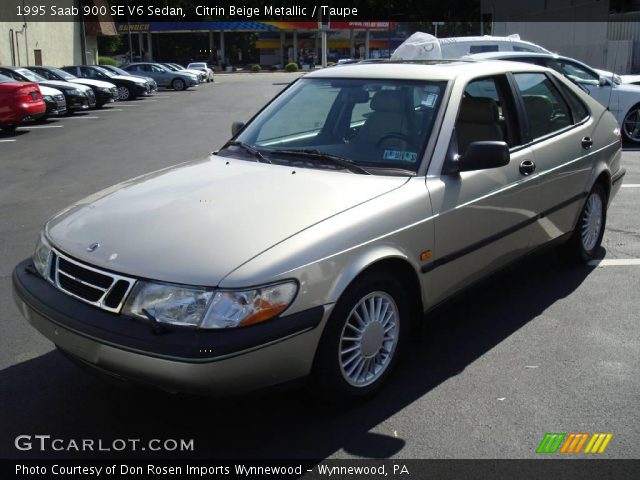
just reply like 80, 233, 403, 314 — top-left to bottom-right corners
513, 73, 572, 140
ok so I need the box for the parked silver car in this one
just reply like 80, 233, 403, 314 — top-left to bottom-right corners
122, 62, 198, 91
467, 52, 640, 143
13, 60, 625, 400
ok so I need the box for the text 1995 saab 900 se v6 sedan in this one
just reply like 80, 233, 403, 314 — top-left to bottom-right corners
13, 60, 625, 401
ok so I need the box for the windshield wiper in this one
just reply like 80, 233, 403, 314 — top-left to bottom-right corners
269, 149, 370, 175
223, 141, 272, 164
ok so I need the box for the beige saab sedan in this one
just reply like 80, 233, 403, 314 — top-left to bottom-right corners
13, 60, 625, 400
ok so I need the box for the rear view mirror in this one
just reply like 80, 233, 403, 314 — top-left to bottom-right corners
457, 141, 510, 173
231, 121, 245, 136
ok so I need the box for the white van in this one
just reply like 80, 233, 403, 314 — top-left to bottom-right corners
392, 33, 550, 61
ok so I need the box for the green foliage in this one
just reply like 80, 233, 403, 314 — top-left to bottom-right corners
98, 35, 124, 55
98, 56, 118, 66
251, 64, 261, 72
285, 62, 299, 72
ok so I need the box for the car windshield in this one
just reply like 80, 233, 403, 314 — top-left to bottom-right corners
107, 66, 128, 76
0, 73, 13, 83
230, 78, 446, 173
162, 64, 178, 71
93, 66, 116, 78
15, 68, 46, 82
189, 63, 206, 68
49, 67, 77, 80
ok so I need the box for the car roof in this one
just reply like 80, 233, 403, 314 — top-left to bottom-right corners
466, 51, 565, 61
305, 59, 550, 81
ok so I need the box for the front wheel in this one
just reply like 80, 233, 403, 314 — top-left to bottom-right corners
311, 272, 408, 402
172, 78, 186, 91
117, 86, 131, 101
564, 183, 607, 262
623, 104, 640, 143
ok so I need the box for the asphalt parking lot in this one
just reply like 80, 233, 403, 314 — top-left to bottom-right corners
0, 72, 638, 460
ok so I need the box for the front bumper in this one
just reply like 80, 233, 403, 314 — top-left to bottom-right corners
94, 89, 117, 106
43, 98, 67, 117
12, 259, 328, 395
66, 93, 92, 111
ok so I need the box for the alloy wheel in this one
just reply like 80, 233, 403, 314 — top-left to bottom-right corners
623, 107, 640, 143
581, 192, 603, 252
338, 291, 399, 387
117, 86, 130, 101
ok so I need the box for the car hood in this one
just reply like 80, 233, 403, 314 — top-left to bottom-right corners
39, 85, 63, 96
46, 156, 409, 286
40, 80, 91, 92
70, 78, 115, 88
112, 74, 147, 84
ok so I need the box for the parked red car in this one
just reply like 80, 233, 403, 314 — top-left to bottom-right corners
0, 73, 46, 132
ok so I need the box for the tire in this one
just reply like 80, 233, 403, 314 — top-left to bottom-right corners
117, 86, 131, 101
311, 271, 408, 402
172, 78, 186, 91
0, 124, 17, 133
623, 103, 640, 143
563, 183, 607, 262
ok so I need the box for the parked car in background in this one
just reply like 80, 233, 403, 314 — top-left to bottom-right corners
467, 51, 640, 143
122, 62, 198, 91
392, 33, 551, 61
0, 66, 95, 112
38, 85, 67, 119
0, 73, 46, 131
161, 63, 205, 83
620, 74, 640, 86
13, 60, 624, 399
98, 65, 158, 92
187, 62, 214, 82
26, 66, 118, 108
62, 65, 151, 101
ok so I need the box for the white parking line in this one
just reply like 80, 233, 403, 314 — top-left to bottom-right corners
19, 125, 63, 129
588, 258, 640, 267
0, 139, 17, 142
621, 184, 640, 188
62, 116, 99, 119
99, 109, 123, 112
114, 104, 142, 107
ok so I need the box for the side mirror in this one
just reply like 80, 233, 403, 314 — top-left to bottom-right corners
231, 121, 245, 136
454, 141, 510, 173
598, 76, 609, 87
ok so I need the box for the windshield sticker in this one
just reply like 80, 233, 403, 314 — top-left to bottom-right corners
383, 150, 418, 163
422, 93, 438, 107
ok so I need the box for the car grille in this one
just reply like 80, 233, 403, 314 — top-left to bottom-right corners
110, 87, 118, 98
48, 249, 136, 313
54, 94, 65, 107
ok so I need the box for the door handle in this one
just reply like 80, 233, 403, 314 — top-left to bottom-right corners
581, 136, 593, 149
519, 159, 536, 176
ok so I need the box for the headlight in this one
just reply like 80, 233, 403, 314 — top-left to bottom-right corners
32, 232, 52, 279
42, 95, 52, 102
122, 280, 298, 329
99, 87, 111, 92
69, 88, 84, 95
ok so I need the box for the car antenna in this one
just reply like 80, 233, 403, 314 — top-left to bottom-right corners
606, 43, 619, 112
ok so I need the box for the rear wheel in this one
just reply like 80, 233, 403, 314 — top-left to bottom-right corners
564, 183, 607, 262
172, 78, 186, 91
622, 104, 640, 143
311, 272, 408, 402
0, 124, 17, 133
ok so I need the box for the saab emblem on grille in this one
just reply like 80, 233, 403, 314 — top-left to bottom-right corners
86, 242, 100, 252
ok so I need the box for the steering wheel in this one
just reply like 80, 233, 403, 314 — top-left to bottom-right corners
376, 132, 418, 150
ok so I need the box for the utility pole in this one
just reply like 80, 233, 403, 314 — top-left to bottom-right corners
432, 21, 444, 38
319, 11, 329, 67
